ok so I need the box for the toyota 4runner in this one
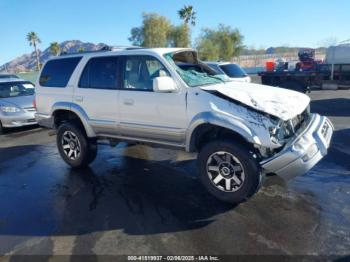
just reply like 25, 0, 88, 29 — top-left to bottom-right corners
35, 47, 333, 203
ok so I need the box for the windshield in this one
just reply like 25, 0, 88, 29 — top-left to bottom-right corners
0, 81, 35, 98
164, 52, 230, 87
219, 64, 247, 78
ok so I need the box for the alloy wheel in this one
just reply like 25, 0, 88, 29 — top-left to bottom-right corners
61, 131, 81, 160
206, 151, 245, 192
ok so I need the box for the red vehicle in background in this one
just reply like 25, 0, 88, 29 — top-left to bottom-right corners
296, 48, 319, 71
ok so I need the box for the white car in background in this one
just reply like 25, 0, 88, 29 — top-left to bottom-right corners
0, 78, 36, 134
206, 62, 251, 83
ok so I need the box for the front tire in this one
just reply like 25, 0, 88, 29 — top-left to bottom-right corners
198, 140, 261, 204
57, 122, 97, 168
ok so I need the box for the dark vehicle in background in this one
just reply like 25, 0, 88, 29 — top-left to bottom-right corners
259, 44, 350, 93
206, 62, 251, 83
0, 78, 36, 134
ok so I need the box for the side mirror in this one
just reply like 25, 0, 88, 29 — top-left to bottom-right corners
153, 76, 177, 93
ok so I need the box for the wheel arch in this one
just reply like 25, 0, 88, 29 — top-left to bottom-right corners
51, 102, 96, 137
186, 112, 261, 152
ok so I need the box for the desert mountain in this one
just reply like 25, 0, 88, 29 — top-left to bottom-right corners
0, 40, 107, 73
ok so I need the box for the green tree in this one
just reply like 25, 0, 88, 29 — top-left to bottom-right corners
78, 47, 85, 53
173, 5, 196, 48
129, 13, 171, 47
169, 24, 190, 47
196, 24, 243, 61
26, 32, 41, 71
49, 42, 61, 56
196, 38, 219, 61
178, 5, 196, 26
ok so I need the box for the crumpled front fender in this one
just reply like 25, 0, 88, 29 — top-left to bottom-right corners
186, 111, 262, 152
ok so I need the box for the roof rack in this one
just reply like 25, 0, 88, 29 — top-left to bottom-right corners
59, 45, 143, 56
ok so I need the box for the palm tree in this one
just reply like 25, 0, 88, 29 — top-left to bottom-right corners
26, 32, 41, 71
178, 5, 196, 26
50, 42, 61, 56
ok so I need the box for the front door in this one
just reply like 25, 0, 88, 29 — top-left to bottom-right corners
118, 55, 187, 144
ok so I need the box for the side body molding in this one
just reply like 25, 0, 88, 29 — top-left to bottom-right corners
51, 102, 96, 137
186, 111, 260, 152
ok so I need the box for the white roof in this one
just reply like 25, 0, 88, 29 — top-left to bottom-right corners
55, 47, 196, 59
146, 48, 196, 55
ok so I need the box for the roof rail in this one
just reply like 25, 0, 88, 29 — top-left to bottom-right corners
59, 45, 143, 56
109, 45, 144, 51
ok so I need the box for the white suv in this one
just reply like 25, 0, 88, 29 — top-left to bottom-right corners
35, 47, 333, 203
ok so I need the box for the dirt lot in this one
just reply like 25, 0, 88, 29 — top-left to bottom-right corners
0, 90, 349, 259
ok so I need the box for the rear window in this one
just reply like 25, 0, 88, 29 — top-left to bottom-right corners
79, 56, 119, 90
39, 57, 82, 87
0, 81, 34, 98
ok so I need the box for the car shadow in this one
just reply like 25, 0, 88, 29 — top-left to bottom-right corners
310, 98, 350, 117
0, 124, 40, 136
0, 144, 235, 238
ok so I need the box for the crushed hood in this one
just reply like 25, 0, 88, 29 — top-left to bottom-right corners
201, 82, 310, 121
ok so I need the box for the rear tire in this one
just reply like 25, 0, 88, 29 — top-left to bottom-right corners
57, 122, 97, 168
198, 140, 261, 204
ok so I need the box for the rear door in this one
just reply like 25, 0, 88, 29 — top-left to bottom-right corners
73, 56, 120, 135
36, 57, 82, 115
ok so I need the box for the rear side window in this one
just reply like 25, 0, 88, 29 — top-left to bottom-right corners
39, 57, 82, 87
79, 57, 119, 89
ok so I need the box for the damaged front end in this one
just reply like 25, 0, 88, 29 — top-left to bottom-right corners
261, 112, 333, 180
198, 89, 332, 181
165, 49, 333, 180
268, 106, 311, 148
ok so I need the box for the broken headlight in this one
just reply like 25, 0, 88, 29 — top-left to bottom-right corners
269, 120, 295, 145
269, 106, 310, 146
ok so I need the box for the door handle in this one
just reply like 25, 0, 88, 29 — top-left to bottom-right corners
123, 99, 134, 105
75, 96, 83, 102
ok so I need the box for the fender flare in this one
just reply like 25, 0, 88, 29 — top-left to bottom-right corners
186, 111, 261, 152
51, 102, 96, 137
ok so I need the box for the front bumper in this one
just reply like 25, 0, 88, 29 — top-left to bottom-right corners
261, 114, 333, 180
1, 110, 37, 128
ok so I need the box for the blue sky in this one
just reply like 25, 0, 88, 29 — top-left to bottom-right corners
0, 0, 349, 64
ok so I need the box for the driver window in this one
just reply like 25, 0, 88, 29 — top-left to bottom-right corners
123, 56, 170, 91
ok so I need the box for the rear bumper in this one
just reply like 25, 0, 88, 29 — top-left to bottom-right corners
35, 113, 54, 129
261, 114, 333, 180
1, 111, 37, 128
